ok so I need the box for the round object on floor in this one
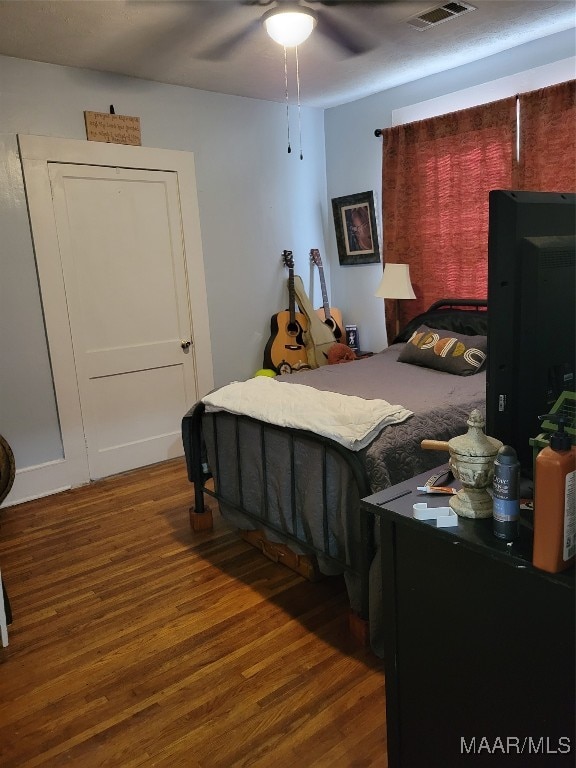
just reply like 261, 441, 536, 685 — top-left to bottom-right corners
0, 435, 15, 505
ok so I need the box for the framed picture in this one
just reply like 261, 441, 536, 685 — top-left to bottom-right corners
331, 191, 380, 265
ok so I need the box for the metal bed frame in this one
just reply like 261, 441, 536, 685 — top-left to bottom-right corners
182, 401, 374, 627
181, 298, 489, 635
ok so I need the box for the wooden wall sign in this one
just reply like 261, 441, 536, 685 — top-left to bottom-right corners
84, 111, 141, 146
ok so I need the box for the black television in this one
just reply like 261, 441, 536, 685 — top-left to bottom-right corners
486, 189, 576, 479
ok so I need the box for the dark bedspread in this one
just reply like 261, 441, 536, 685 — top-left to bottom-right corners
277, 343, 486, 492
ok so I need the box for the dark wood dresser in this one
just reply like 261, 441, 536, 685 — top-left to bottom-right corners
361, 467, 575, 768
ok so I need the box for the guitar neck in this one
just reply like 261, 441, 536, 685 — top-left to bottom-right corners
288, 268, 296, 325
317, 264, 331, 320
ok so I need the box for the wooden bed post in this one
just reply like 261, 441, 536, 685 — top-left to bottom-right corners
189, 476, 214, 531
189, 497, 214, 532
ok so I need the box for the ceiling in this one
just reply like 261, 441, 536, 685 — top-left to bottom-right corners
0, 1, 573, 108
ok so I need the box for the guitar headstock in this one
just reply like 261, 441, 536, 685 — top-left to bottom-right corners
282, 250, 294, 270
310, 249, 322, 267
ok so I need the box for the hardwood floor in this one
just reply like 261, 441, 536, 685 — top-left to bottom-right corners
0, 459, 387, 767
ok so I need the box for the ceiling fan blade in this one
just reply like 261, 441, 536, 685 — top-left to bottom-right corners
315, 8, 377, 55
118, 1, 232, 63
198, 18, 263, 61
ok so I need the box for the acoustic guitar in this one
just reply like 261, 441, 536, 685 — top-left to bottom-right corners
310, 249, 344, 341
263, 251, 311, 375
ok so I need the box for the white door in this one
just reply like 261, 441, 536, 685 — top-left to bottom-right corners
49, 164, 195, 479
20, 136, 213, 489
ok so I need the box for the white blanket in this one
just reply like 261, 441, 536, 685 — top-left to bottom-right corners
202, 376, 413, 451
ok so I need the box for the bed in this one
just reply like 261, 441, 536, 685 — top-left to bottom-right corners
182, 299, 488, 655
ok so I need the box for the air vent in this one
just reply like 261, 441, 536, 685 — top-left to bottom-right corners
407, 2, 476, 31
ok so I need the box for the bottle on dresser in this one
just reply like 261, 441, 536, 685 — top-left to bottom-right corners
532, 413, 576, 573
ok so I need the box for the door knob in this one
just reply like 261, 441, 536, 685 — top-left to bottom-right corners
181, 340, 191, 350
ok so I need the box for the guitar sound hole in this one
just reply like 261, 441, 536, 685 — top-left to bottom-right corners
287, 323, 299, 336
325, 318, 342, 339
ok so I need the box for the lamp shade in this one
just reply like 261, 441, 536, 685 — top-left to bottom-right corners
375, 264, 416, 300
263, 7, 316, 47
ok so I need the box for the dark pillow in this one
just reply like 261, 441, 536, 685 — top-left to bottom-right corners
394, 307, 488, 343
397, 324, 487, 376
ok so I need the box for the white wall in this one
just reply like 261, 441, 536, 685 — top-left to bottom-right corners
323, 29, 576, 355
0, 55, 327, 486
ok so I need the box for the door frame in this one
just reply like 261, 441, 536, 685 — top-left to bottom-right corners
19, 134, 214, 490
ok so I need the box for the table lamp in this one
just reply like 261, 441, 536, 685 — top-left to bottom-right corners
375, 263, 416, 342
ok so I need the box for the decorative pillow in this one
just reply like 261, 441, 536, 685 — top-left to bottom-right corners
397, 324, 487, 376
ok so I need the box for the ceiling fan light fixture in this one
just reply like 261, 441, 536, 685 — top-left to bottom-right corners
263, 6, 317, 47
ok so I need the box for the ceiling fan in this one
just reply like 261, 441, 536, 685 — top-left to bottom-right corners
200, 0, 396, 60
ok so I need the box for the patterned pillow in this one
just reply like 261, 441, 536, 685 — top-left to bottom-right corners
397, 324, 487, 376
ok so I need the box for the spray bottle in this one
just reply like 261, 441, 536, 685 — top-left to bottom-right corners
532, 413, 576, 573
492, 445, 521, 541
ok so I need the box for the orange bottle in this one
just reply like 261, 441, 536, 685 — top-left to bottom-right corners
533, 414, 576, 574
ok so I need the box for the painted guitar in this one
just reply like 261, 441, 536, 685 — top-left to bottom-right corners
309, 249, 344, 340
263, 251, 311, 375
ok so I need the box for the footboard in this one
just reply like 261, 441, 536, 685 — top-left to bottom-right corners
182, 401, 374, 623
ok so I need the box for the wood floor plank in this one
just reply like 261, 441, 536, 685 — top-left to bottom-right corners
0, 458, 386, 767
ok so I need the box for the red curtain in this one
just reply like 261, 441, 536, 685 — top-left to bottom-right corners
381, 97, 517, 337
517, 80, 576, 192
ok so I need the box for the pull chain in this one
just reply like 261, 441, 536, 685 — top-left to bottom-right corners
295, 45, 303, 160
284, 45, 291, 154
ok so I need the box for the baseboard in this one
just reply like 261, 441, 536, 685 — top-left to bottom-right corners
1, 459, 77, 507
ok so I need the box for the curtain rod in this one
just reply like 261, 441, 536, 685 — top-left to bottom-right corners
374, 129, 383, 137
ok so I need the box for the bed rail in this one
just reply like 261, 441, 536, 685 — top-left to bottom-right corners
394, 297, 488, 343
427, 298, 487, 312
182, 401, 374, 623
